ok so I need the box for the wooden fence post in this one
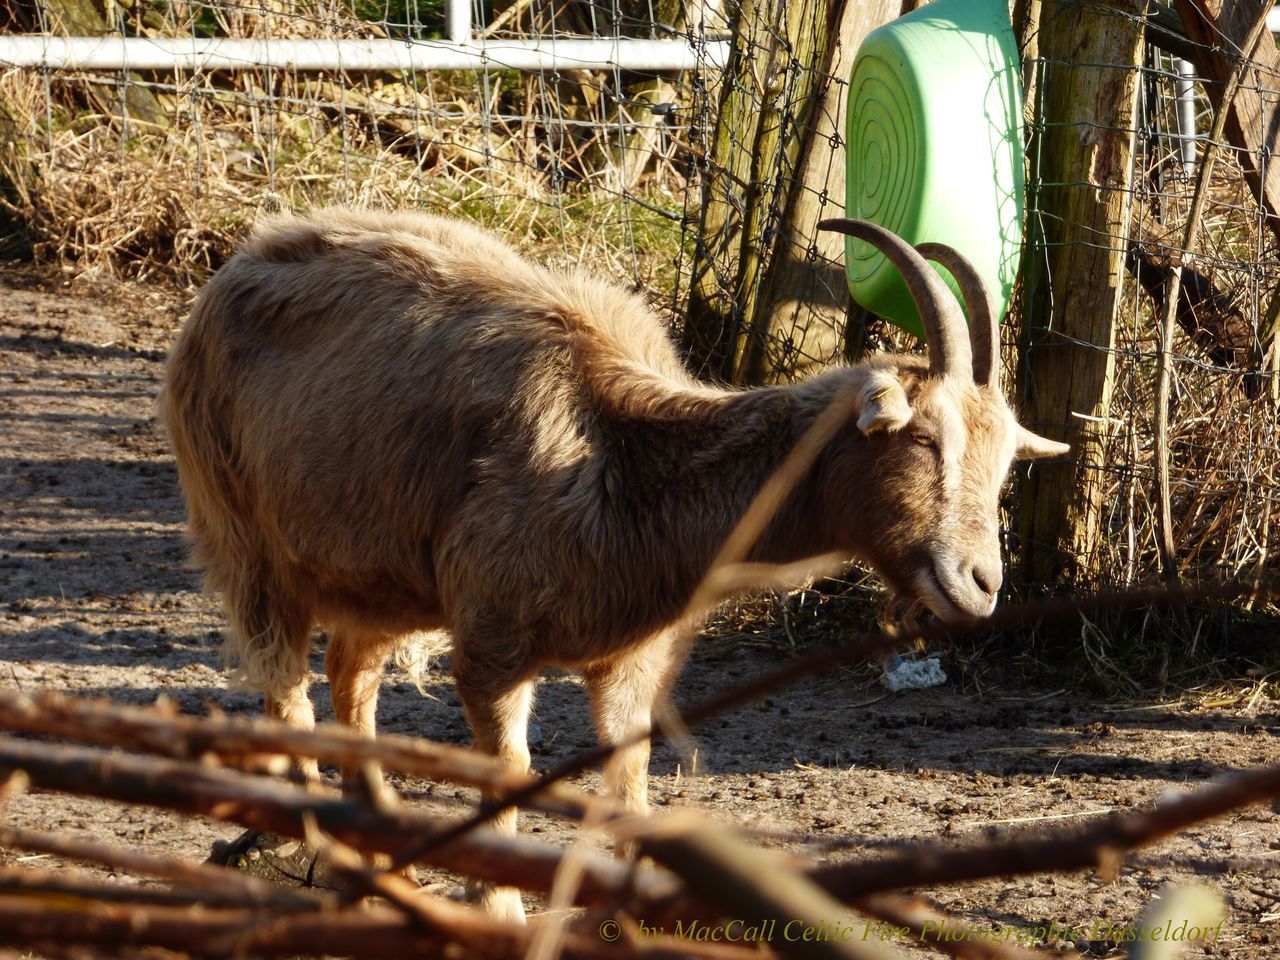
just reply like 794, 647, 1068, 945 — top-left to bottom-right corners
743, 0, 903, 383
682, 0, 903, 383
1171, 0, 1280, 247
1016, 0, 1147, 585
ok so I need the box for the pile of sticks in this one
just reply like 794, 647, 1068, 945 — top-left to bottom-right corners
0, 668, 1277, 960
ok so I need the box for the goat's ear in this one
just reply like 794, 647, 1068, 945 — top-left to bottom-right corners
1014, 424, 1071, 460
856, 371, 913, 435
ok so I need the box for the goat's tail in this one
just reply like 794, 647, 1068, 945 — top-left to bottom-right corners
159, 288, 311, 700
393, 629, 452, 695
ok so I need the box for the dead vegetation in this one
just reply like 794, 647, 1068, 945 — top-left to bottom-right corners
2, 0, 1279, 613
0, 0, 696, 289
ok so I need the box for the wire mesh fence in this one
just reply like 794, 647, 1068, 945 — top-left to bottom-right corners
2, 0, 1280, 606
0, 0, 732, 300
1016, 0, 1280, 599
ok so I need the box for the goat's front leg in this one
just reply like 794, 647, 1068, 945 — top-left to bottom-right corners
583, 630, 684, 823
454, 654, 534, 923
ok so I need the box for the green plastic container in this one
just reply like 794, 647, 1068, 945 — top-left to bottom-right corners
844, 0, 1024, 338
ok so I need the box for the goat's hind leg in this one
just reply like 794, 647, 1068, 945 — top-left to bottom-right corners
326, 627, 420, 883
221, 576, 319, 780
206, 579, 323, 875
325, 627, 396, 786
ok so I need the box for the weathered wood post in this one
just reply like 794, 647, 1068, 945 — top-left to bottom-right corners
682, 0, 903, 382
681, 0, 825, 380
1172, 0, 1280, 247
1016, 0, 1147, 585
744, 0, 904, 383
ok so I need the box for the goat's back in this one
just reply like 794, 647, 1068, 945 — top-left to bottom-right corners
161, 208, 692, 635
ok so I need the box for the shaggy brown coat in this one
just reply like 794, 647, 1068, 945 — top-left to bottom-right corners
161, 208, 1066, 920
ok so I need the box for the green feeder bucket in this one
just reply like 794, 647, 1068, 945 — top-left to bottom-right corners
844, 0, 1024, 339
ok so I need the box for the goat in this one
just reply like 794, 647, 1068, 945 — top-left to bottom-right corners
161, 208, 1067, 919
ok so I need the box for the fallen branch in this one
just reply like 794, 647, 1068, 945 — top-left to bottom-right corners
0, 688, 601, 824
305, 819, 762, 960
0, 817, 327, 912
630, 757, 1280, 924
1125, 244, 1261, 396
0, 879, 753, 960
0, 864, 317, 910
0, 734, 675, 909
0, 895, 460, 958
807, 760, 1280, 903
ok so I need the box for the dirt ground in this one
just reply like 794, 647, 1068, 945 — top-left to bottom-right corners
1, 271, 1279, 959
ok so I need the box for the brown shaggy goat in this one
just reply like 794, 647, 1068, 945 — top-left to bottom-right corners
161, 208, 1067, 919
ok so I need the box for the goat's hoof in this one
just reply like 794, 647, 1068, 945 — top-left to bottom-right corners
468, 879, 527, 923
210, 830, 419, 892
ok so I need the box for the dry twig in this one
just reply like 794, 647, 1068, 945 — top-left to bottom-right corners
804, 759, 1280, 904
0, 688, 602, 824
0, 815, 328, 911
0, 734, 675, 908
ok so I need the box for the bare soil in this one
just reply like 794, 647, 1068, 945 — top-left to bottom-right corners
1, 270, 1278, 958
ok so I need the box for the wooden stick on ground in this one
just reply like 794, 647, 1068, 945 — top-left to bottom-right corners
303, 817, 762, 960
0, 865, 316, 910
0, 734, 676, 909
0, 895, 467, 959
0, 821, 328, 911
0, 688, 601, 825
806, 759, 1280, 904
634, 758, 1280, 924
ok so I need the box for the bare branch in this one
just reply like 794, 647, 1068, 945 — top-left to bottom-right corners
0, 821, 328, 910
0, 864, 320, 910
0, 734, 676, 908
807, 761, 1280, 903
0, 688, 599, 823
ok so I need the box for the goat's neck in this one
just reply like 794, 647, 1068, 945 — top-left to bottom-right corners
601, 376, 854, 603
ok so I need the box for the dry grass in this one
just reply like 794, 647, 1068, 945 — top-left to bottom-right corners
0, 0, 697, 295
0, 74, 251, 283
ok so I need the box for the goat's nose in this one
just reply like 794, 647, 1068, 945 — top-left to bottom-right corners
971, 559, 1002, 598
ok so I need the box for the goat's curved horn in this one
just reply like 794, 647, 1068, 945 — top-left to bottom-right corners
818, 219, 971, 381
915, 242, 999, 389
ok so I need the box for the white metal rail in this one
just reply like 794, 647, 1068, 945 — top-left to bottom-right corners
0, 36, 727, 71
0, 0, 727, 72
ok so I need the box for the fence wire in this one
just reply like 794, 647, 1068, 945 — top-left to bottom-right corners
3, 0, 1280, 597
1017, 1, 1280, 590
0, 0, 734, 306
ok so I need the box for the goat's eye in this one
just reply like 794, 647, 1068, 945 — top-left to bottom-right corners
912, 433, 936, 449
